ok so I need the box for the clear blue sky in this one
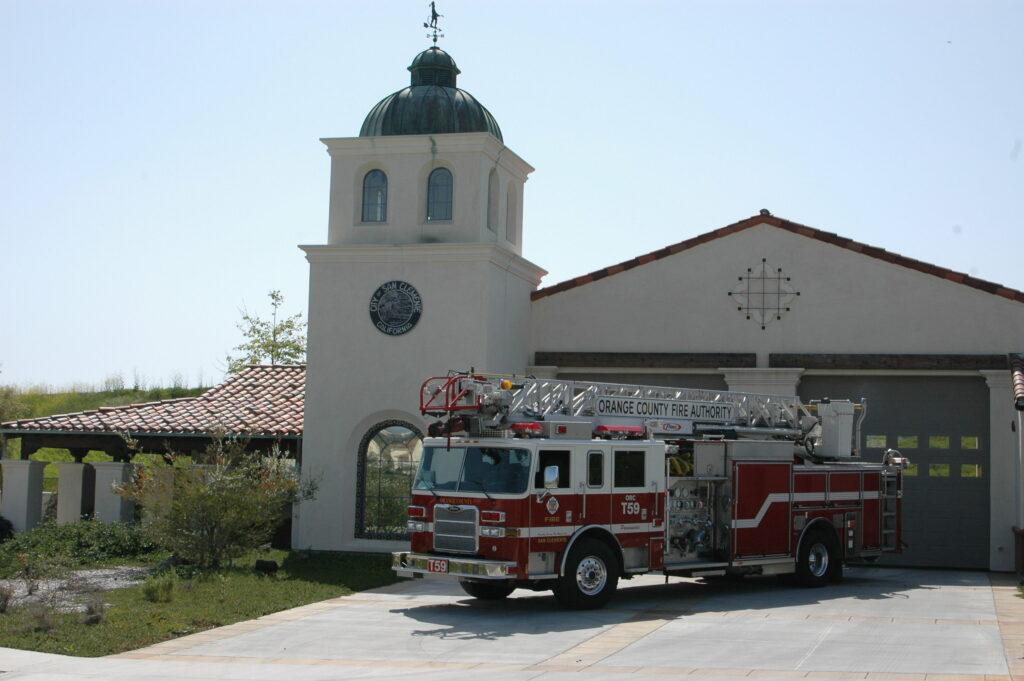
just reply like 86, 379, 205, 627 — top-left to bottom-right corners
2, 0, 1021, 388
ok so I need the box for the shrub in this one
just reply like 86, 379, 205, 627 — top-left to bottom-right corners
81, 592, 108, 625
118, 432, 316, 569
141, 572, 175, 603
0, 515, 14, 544
42, 493, 58, 523
0, 520, 159, 578
16, 552, 47, 595
23, 601, 55, 633
0, 585, 14, 613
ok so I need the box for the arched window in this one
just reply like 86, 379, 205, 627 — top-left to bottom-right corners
486, 169, 499, 232
355, 420, 423, 539
426, 167, 453, 221
505, 184, 517, 244
361, 170, 387, 223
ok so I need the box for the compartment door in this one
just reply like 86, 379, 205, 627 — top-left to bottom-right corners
732, 461, 791, 558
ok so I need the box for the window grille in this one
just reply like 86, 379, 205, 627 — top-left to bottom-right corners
354, 421, 423, 540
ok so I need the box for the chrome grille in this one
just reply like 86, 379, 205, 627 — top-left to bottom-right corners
433, 505, 478, 554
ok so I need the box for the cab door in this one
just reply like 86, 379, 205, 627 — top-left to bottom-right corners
577, 445, 611, 527
529, 448, 579, 555
611, 445, 664, 570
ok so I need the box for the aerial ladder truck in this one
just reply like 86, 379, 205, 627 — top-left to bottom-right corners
393, 371, 908, 609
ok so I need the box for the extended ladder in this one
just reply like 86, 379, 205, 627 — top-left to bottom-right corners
421, 373, 814, 437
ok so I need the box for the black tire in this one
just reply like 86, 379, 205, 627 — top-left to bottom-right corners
459, 580, 514, 600
553, 538, 619, 609
796, 527, 842, 587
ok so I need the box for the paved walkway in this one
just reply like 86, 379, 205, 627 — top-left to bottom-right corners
0, 567, 1019, 680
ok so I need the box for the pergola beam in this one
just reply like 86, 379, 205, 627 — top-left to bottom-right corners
0, 432, 300, 461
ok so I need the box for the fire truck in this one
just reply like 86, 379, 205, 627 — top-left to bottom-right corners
392, 372, 907, 609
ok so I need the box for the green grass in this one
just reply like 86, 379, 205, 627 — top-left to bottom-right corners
0, 550, 401, 657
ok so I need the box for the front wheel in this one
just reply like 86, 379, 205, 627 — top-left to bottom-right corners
796, 528, 842, 587
553, 538, 619, 609
459, 580, 514, 600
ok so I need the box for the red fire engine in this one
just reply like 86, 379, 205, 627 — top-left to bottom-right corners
393, 372, 907, 609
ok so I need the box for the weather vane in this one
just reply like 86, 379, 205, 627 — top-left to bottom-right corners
424, 2, 444, 44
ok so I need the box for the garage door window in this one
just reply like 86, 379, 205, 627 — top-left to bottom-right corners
897, 436, 919, 449
961, 436, 980, 450
928, 463, 950, 477
904, 463, 919, 476
928, 436, 950, 449
961, 464, 983, 478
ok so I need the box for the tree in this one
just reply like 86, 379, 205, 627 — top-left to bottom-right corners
116, 430, 317, 568
226, 291, 306, 374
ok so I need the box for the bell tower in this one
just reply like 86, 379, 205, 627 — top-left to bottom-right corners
297, 21, 545, 551
323, 45, 530, 255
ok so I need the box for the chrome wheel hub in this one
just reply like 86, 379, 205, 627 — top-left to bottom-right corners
576, 556, 608, 596
808, 542, 830, 578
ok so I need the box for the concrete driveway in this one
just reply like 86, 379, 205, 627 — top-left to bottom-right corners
0, 567, 1019, 680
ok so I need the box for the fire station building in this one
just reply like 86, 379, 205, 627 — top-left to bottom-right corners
295, 43, 1024, 572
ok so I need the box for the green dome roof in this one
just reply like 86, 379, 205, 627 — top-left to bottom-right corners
359, 47, 502, 141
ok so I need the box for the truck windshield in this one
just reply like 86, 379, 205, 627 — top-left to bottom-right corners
414, 446, 532, 495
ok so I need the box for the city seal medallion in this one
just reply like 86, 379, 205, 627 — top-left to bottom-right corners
369, 281, 423, 336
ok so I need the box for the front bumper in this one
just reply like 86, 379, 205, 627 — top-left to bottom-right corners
392, 551, 517, 580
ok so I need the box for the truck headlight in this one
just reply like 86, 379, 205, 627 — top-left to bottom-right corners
406, 520, 425, 532
480, 527, 506, 538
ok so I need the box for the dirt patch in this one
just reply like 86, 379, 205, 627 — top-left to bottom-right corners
0, 566, 151, 612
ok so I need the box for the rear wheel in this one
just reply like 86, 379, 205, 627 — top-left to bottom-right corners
553, 538, 619, 609
459, 580, 514, 600
796, 527, 842, 587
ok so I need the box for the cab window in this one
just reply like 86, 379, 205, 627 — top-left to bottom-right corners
535, 450, 570, 488
614, 450, 645, 488
588, 451, 604, 487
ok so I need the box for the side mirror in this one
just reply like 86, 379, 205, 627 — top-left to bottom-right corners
543, 465, 560, 489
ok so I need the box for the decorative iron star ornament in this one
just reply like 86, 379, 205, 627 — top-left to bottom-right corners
424, 2, 444, 44
727, 258, 801, 330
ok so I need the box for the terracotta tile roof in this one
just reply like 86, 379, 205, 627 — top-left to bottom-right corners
1, 365, 305, 438
531, 211, 1024, 304
1011, 354, 1024, 411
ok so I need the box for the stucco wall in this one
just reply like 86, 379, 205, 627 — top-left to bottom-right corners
531, 223, 1024, 362
296, 243, 543, 551
323, 133, 531, 254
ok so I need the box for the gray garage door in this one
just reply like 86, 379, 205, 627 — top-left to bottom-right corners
799, 376, 989, 569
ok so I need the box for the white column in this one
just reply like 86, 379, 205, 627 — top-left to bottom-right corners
92, 462, 134, 524
720, 368, 804, 396
0, 460, 46, 532
982, 370, 1019, 572
56, 463, 94, 525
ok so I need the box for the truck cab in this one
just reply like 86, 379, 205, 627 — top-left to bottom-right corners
394, 436, 667, 608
